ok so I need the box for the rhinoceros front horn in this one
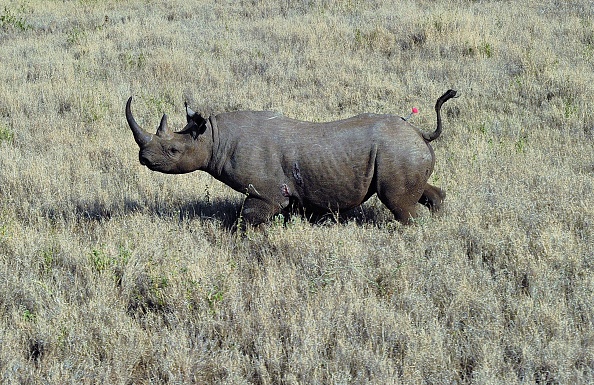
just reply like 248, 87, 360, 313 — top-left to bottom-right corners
126, 97, 152, 147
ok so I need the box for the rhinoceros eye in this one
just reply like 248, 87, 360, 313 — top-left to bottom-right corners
165, 144, 181, 156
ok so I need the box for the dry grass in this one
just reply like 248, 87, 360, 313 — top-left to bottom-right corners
1, 0, 593, 383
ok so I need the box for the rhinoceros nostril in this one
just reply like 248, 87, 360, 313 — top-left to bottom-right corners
139, 154, 148, 165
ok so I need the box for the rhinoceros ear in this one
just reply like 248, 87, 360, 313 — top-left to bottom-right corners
156, 114, 173, 140
189, 119, 207, 140
183, 102, 207, 139
185, 101, 197, 123
185, 102, 208, 123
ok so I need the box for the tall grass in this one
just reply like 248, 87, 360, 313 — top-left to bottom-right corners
0, 0, 593, 383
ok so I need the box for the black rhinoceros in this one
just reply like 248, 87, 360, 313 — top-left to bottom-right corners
126, 90, 457, 226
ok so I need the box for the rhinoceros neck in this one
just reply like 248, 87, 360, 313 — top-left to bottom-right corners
204, 111, 276, 193
206, 115, 221, 174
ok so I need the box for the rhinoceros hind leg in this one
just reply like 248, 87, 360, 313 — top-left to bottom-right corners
241, 196, 280, 227
390, 205, 418, 224
376, 191, 419, 225
418, 183, 446, 212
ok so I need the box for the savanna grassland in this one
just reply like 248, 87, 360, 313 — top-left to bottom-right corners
0, 0, 593, 383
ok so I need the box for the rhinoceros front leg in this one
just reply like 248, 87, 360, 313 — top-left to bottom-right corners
418, 183, 446, 212
240, 196, 281, 227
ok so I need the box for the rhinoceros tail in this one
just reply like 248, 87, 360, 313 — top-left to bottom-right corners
423, 89, 458, 142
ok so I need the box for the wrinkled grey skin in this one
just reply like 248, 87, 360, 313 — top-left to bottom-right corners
126, 90, 457, 226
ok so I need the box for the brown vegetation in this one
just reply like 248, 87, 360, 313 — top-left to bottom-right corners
0, 0, 593, 383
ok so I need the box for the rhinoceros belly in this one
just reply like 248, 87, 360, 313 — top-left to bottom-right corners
291, 144, 377, 211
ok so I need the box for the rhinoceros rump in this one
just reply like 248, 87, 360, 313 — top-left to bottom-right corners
126, 90, 457, 226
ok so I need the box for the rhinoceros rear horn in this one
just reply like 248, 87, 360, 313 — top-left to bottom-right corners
156, 114, 173, 139
126, 97, 153, 147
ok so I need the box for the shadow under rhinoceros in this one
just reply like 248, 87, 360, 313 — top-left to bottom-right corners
178, 196, 396, 230
177, 198, 243, 231
67, 195, 396, 230
62, 198, 241, 229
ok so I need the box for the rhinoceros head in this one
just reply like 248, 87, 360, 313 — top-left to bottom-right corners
125, 97, 210, 174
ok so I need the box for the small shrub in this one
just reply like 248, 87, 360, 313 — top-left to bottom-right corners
482, 42, 493, 58
515, 135, 528, 153
0, 6, 32, 31
0, 125, 14, 145
90, 247, 110, 273
205, 274, 228, 314
121, 52, 146, 69
563, 98, 578, 118
66, 26, 86, 45
22, 308, 36, 323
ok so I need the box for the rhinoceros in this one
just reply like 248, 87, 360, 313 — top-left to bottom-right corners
126, 89, 457, 226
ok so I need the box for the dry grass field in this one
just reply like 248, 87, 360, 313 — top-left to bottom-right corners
1, 0, 593, 383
